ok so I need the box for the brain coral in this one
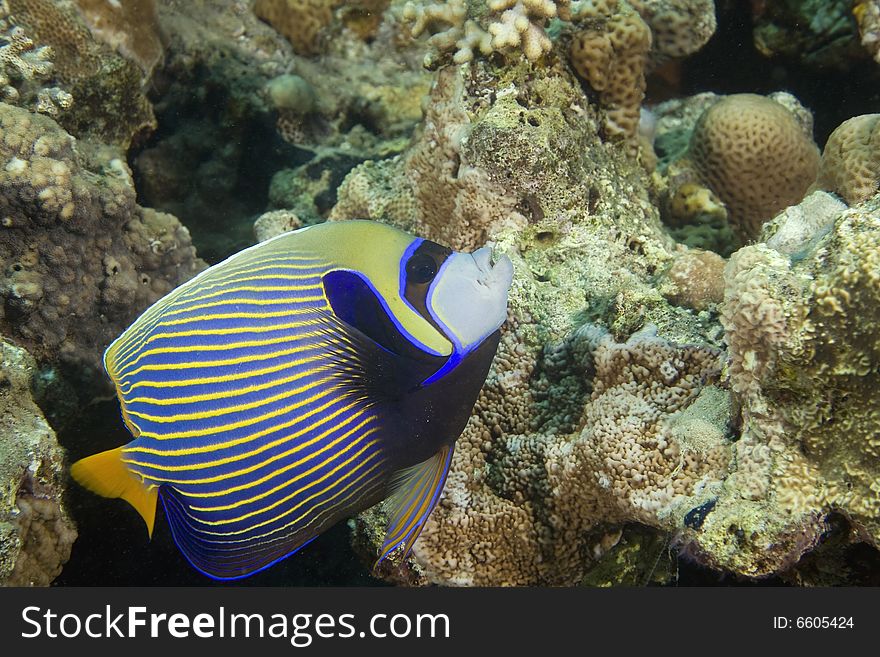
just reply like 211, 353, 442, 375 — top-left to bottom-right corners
0, 102, 205, 390
687, 93, 820, 242
0, 338, 76, 586
816, 113, 880, 206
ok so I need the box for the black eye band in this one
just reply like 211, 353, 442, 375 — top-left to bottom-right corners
403, 240, 452, 336
405, 253, 438, 284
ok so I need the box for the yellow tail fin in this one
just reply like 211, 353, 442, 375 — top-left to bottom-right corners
70, 447, 159, 538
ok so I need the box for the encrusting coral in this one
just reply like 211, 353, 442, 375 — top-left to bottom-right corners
0, 101, 205, 390
816, 113, 880, 206
72, 0, 164, 80
0, 338, 76, 586
338, 49, 880, 585
718, 194, 880, 571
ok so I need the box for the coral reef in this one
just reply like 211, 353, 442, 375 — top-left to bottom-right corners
816, 113, 880, 206
253, 0, 340, 56
6, 0, 155, 149
0, 338, 76, 586
0, 1, 72, 116
341, 59, 734, 585
855, 0, 880, 63
342, 53, 880, 586
0, 101, 204, 390
719, 195, 880, 567
135, 0, 428, 261
400, 0, 715, 148
660, 93, 820, 245
72, 0, 164, 79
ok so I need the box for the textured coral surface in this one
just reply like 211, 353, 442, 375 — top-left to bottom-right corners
0, 338, 76, 586
817, 113, 880, 206
0, 102, 204, 388
5, 0, 875, 587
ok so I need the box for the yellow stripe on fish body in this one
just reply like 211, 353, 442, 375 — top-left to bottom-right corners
71, 221, 513, 580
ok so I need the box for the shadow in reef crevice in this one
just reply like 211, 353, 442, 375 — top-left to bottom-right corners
55, 399, 384, 586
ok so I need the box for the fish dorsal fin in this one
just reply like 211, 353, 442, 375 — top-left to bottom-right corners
376, 444, 454, 567
70, 447, 159, 538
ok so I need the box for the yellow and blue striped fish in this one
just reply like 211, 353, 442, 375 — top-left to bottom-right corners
71, 220, 513, 580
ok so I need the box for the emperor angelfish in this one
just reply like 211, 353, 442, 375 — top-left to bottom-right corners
71, 220, 513, 580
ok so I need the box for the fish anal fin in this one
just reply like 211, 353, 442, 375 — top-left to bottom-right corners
70, 447, 158, 538
375, 444, 454, 569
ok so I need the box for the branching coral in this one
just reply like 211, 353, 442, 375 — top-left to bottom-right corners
0, 2, 71, 116
816, 113, 880, 206
6, 0, 155, 148
403, 0, 568, 66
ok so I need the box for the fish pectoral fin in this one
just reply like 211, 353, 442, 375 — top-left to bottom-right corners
70, 447, 159, 538
375, 444, 454, 569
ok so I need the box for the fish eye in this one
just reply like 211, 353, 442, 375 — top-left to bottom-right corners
406, 253, 438, 284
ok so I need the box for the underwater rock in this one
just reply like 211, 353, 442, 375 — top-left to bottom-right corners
6, 0, 155, 149
816, 113, 880, 206
345, 51, 880, 585
0, 338, 76, 586
0, 101, 205, 393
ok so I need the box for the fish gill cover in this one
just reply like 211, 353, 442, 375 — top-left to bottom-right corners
0, 0, 878, 586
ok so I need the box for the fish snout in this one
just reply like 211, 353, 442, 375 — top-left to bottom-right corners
470, 247, 514, 292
